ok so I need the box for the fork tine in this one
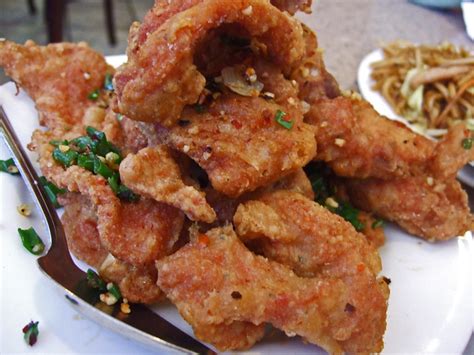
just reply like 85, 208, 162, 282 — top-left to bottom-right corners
0, 106, 216, 355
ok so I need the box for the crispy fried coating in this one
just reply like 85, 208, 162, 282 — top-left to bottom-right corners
344, 177, 474, 241
157, 225, 387, 353
99, 254, 164, 304
58, 193, 164, 304
164, 93, 316, 197
0, 40, 110, 130
429, 123, 474, 179
58, 193, 108, 268
114, 0, 305, 125
357, 211, 386, 248
233, 191, 388, 352
119, 146, 216, 223
30, 130, 184, 266
307, 96, 435, 179
292, 24, 340, 103
271, 0, 312, 14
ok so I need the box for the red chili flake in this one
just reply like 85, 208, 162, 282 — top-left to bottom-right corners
231, 119, 243, 129
198, 234, 210, 246
357, 263, 365, 273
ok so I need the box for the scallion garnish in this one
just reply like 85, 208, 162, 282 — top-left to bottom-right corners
88, 89, 100, 101
116, 184, 140, 202
52, 148, 78, 167
0, 158, 19, 175
462, 138, 473, 150
77, 153, 95, 172
39, 176, 66, 208
335, 202, 365, 231
275, 109, 294, 130
305, 162, 365, 231
86, 269, 106, 290
22, 321, 39, 346
93, 157, 115, 179
49, 128, 136, 202
18, 227, 45, 255
107, 282, 122, 300
372, 219, 384, 229
104, 73, 114, 91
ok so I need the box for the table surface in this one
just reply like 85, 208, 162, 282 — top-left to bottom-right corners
298, 0, 473, 90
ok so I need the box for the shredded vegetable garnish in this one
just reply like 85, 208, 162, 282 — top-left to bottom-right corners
18, 227, 45, 255
39, 176, 66, 208
50, 127, 138, 202
275, 110, 294, 130
371, 41, 474, 134
0, 158, 19, 175
22, 321, 39, 346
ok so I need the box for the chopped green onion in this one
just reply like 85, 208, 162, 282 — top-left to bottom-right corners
22, 321, 39, 346
93, 157, 115, 179
70, 136, 94, 152
0, 158, 19, 175
86, 126, 120, 156
49, 139, 69, 147
116, 113, 123, 122
107, 282, 122, 300
335, 201, 365, 232
372, 219, 384, 229
462, 138, 473, 150
275, 109, 294, 130
107, 173, 120, 194
86, 269, 106, 290
77, 153, 95, 172
117, 184, 140, 202
52, 148, 78, 167
18, 227, 45, 255
104, 73, 114, 91
88, 89, 100, 101
86, 126, 106, 141
39, 176, 66, 208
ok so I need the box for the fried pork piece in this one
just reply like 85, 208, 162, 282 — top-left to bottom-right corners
291, 24, 340, 102
344, 177, 474, 241
59, 193, 108, 268
30, 130, 184, 266
59, 193, 164, 304
115, 0, 305, 125
157, 225, 386, 353
357, 211, 386, 248
165, 93, 316, 197
233, 191, 388, 352
0, 40, 110, 130
119, 145, 216, 223
271, 0, 312, 14
202, 168, 314, 229
429, 123, 474, 179
307, 96, 435, 179
99, 254, 163, 304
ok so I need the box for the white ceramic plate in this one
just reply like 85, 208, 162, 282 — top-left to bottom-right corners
1, 56, 473, 354
357, 49, 474, 187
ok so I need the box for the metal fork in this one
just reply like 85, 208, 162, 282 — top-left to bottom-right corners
0, 106, 214, 355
